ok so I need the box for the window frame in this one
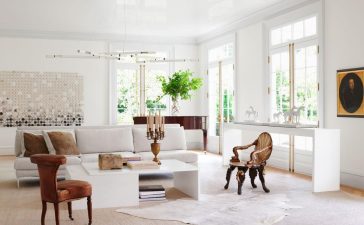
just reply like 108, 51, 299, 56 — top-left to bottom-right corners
263, 1, 324, 127
109, 43, 173, 125
207, 38, 236, 136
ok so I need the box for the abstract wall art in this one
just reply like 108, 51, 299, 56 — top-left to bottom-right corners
0, 71, 84, 127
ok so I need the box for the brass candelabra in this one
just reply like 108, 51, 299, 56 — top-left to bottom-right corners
146, 112, 165, 165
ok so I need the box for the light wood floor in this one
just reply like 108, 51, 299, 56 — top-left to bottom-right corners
1, 154, 364, 225
269, 165, 364, 197
3, 154, 364, 197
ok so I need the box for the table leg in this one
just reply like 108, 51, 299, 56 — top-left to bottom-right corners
174, 170, 200, 200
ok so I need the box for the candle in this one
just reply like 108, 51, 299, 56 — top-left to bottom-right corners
156, 113, 160, 131
158, 110, 161, 131
149, 114, 153, 131
146, 115, 149, 131
162, 116, 165, 132
152, 115, 155, 131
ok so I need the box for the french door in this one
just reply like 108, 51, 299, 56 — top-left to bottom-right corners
269, 39, 319, 174
208, 62, 235, 154
269, 40, 318, 125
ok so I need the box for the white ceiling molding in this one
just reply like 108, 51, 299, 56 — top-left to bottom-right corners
196, 0, 319, 44
0, 0, 319, 45
0, 29, 198, 45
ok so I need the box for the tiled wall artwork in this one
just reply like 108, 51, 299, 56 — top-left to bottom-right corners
0, 71, 84, 127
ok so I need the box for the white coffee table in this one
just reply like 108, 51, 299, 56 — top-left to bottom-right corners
65, 159, 200, 209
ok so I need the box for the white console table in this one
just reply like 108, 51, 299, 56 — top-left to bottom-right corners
222, 122, 340, 193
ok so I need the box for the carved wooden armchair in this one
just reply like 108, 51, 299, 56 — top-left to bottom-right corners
224, 132, 273, 194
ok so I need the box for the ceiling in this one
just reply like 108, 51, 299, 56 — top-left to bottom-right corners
0, 0, 293, 40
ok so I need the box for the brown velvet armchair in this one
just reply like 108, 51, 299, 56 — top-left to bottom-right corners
224, 132, 273, 194
30, 154, 92, 225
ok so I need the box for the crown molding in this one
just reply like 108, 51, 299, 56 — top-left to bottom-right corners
196, 0, 319, 44
0, 0, 319, 46
0, 29, 198, 45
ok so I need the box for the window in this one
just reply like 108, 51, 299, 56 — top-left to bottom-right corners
208, 43, 234, 63
145, 67, 169, 114
269, 16, 319, 125
116, 69, 139, 124
270, 16, 317, 46
114, 51, 170, 124
208, 42, 235, 136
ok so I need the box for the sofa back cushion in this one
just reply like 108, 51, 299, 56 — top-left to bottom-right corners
47, 131, 80, 155
133, 127, 187, 153
15, 127, 77, 156
76, 128, 134, 154
43, 130, 76, 155
23, 132, 49, 157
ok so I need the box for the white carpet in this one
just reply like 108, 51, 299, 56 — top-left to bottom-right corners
117, 191, 301, 225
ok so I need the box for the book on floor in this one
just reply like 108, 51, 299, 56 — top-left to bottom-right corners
139, 197, 166, 202
139, 191, 165, 196
139, 185, 165, 192
139, 194, 166, 199
139, 185, 166, 201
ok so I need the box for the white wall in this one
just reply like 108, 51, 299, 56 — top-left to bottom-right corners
0, 37, 110, 125
174, 44, 203, 116
324, 0, 364, 188
202, 0, 364, 188
0, 37, 201, 155
235, 23, 266, 122
0, 37, 109, 155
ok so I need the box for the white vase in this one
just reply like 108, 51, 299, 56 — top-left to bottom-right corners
171, 100, 180, 116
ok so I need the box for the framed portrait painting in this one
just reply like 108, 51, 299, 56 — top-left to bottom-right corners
337, 67, 364, 117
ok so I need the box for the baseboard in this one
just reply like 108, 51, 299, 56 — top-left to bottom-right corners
341, 172, 364, 190
0, 146, 14, 156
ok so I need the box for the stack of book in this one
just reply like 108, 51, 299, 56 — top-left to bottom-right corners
118, 152, 142, 164
139, 185, 166, 202
127, 160, 160, 170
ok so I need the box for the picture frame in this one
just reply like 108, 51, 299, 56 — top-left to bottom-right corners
337, 67, 364, 117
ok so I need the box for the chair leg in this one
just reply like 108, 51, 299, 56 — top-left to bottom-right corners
87, 196, 92, 225
236, 168, 247, 195
258, 166, 270, 193
54, 203, 60, 225
67, 202, 74, 220
249, 168, 258, 188
41, 201, 47, 225
224, 165, 235, 189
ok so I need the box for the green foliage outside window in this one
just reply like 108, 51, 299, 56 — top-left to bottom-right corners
215, 89, 234, 135
275, 70, 317, 122
275, 71, 290, 113
117, 86, 129, 113
146, 99, 167, 113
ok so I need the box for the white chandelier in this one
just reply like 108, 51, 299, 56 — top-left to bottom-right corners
46, 50, 199, 64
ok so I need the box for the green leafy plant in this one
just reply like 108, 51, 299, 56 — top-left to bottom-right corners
158, 70, 203, 102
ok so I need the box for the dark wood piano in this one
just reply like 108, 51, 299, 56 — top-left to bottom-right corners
133, 116, 208, 151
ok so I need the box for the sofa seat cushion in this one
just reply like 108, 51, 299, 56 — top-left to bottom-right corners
133, 127, 187, 153
16, 169, 67, 178
81, 152, 141, 163
14, 156, 81, 170
76, 128, 134, 154
138, 150, 198, 163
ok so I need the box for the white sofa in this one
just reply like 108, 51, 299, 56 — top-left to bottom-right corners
14, 124, 199, 187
